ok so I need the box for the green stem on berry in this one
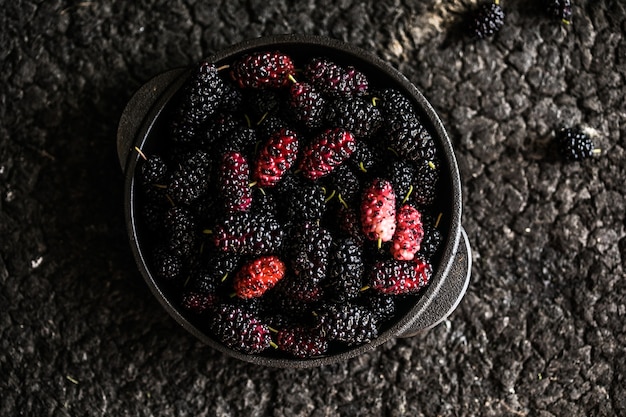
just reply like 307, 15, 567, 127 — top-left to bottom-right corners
337, 193, 348, 209
435, 212, 443, 228
267, 326, 279, 333
269, 341, 279, 349
165, 194, 175, 207
258, 187, 266, 195
401, 185, 414, 204
221, 273, 229, 282
244, 114, 252, 128
288, 74, 298, 84
217, 64, 230, 71
249, 181, 257, 187
324, 189, 336, 203
183, 275, 191, 288
257, 112, 269, 126
592, 148, 602, 155
360, 285, 370, 292
202, 229, 213, 234
494, 0, 500, 5
229, 292, 237, 298
387, 147, 399, 157
377, 238, 382, 249
371, 97, 380, 106
428, 160, 437, 170
358, 161, 367, 173
562, 18, 571, 25
134, 146, 147, 160
153, 183, 167, 189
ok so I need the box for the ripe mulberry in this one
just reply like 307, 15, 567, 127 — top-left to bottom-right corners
230, 51, 295, 89
361, 178, 397, 244
218, 152, 253, 212
253, 128, 299, 188
299, 128, 356, 181
234, 256, 287, 299
209, 303, 272, 354
468, 2, 505, 39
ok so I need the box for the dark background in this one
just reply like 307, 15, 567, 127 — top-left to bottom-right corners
2, 0, 625, 416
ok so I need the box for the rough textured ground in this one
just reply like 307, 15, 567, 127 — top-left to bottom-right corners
2, 0, 625, 416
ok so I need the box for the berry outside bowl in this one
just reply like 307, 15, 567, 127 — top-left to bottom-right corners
117, 34, 472, 368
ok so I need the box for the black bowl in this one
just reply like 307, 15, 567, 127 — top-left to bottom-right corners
117, 34, 472, 368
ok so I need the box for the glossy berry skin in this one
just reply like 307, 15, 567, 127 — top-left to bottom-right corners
219, 152, 252, 212
556, 127, 594, 161
361, 179, 397, 243
468, 2, 505, 39
288, 82, 326, 130
170, 62, 227, 143
253, 128, 299, 187
316, 303, 378, 346
327, 96, 382, 138
164, 206, 197, 257
213, 211, 284, 256
391, 204, 424, 261
209, 304, 272, 354
230, 51, 295, 89
299, 128, 356, 181
234, 256, 287, 299
277, 326, 329, 358
139, 154, 168, 186
327, 238, 364, 302
303, 58, 369, 96
370, 259, 432, 295
167, 150, 211, 205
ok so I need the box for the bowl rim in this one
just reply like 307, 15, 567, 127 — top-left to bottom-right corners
122, 34, 463, 368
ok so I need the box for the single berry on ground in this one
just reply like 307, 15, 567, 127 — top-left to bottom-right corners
467, 2, 505, 39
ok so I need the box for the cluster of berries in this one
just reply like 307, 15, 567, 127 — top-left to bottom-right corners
467, 0, 574, 39
135, 51, 445, 358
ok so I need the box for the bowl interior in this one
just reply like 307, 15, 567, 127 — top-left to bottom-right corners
124, 34, 462, 367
